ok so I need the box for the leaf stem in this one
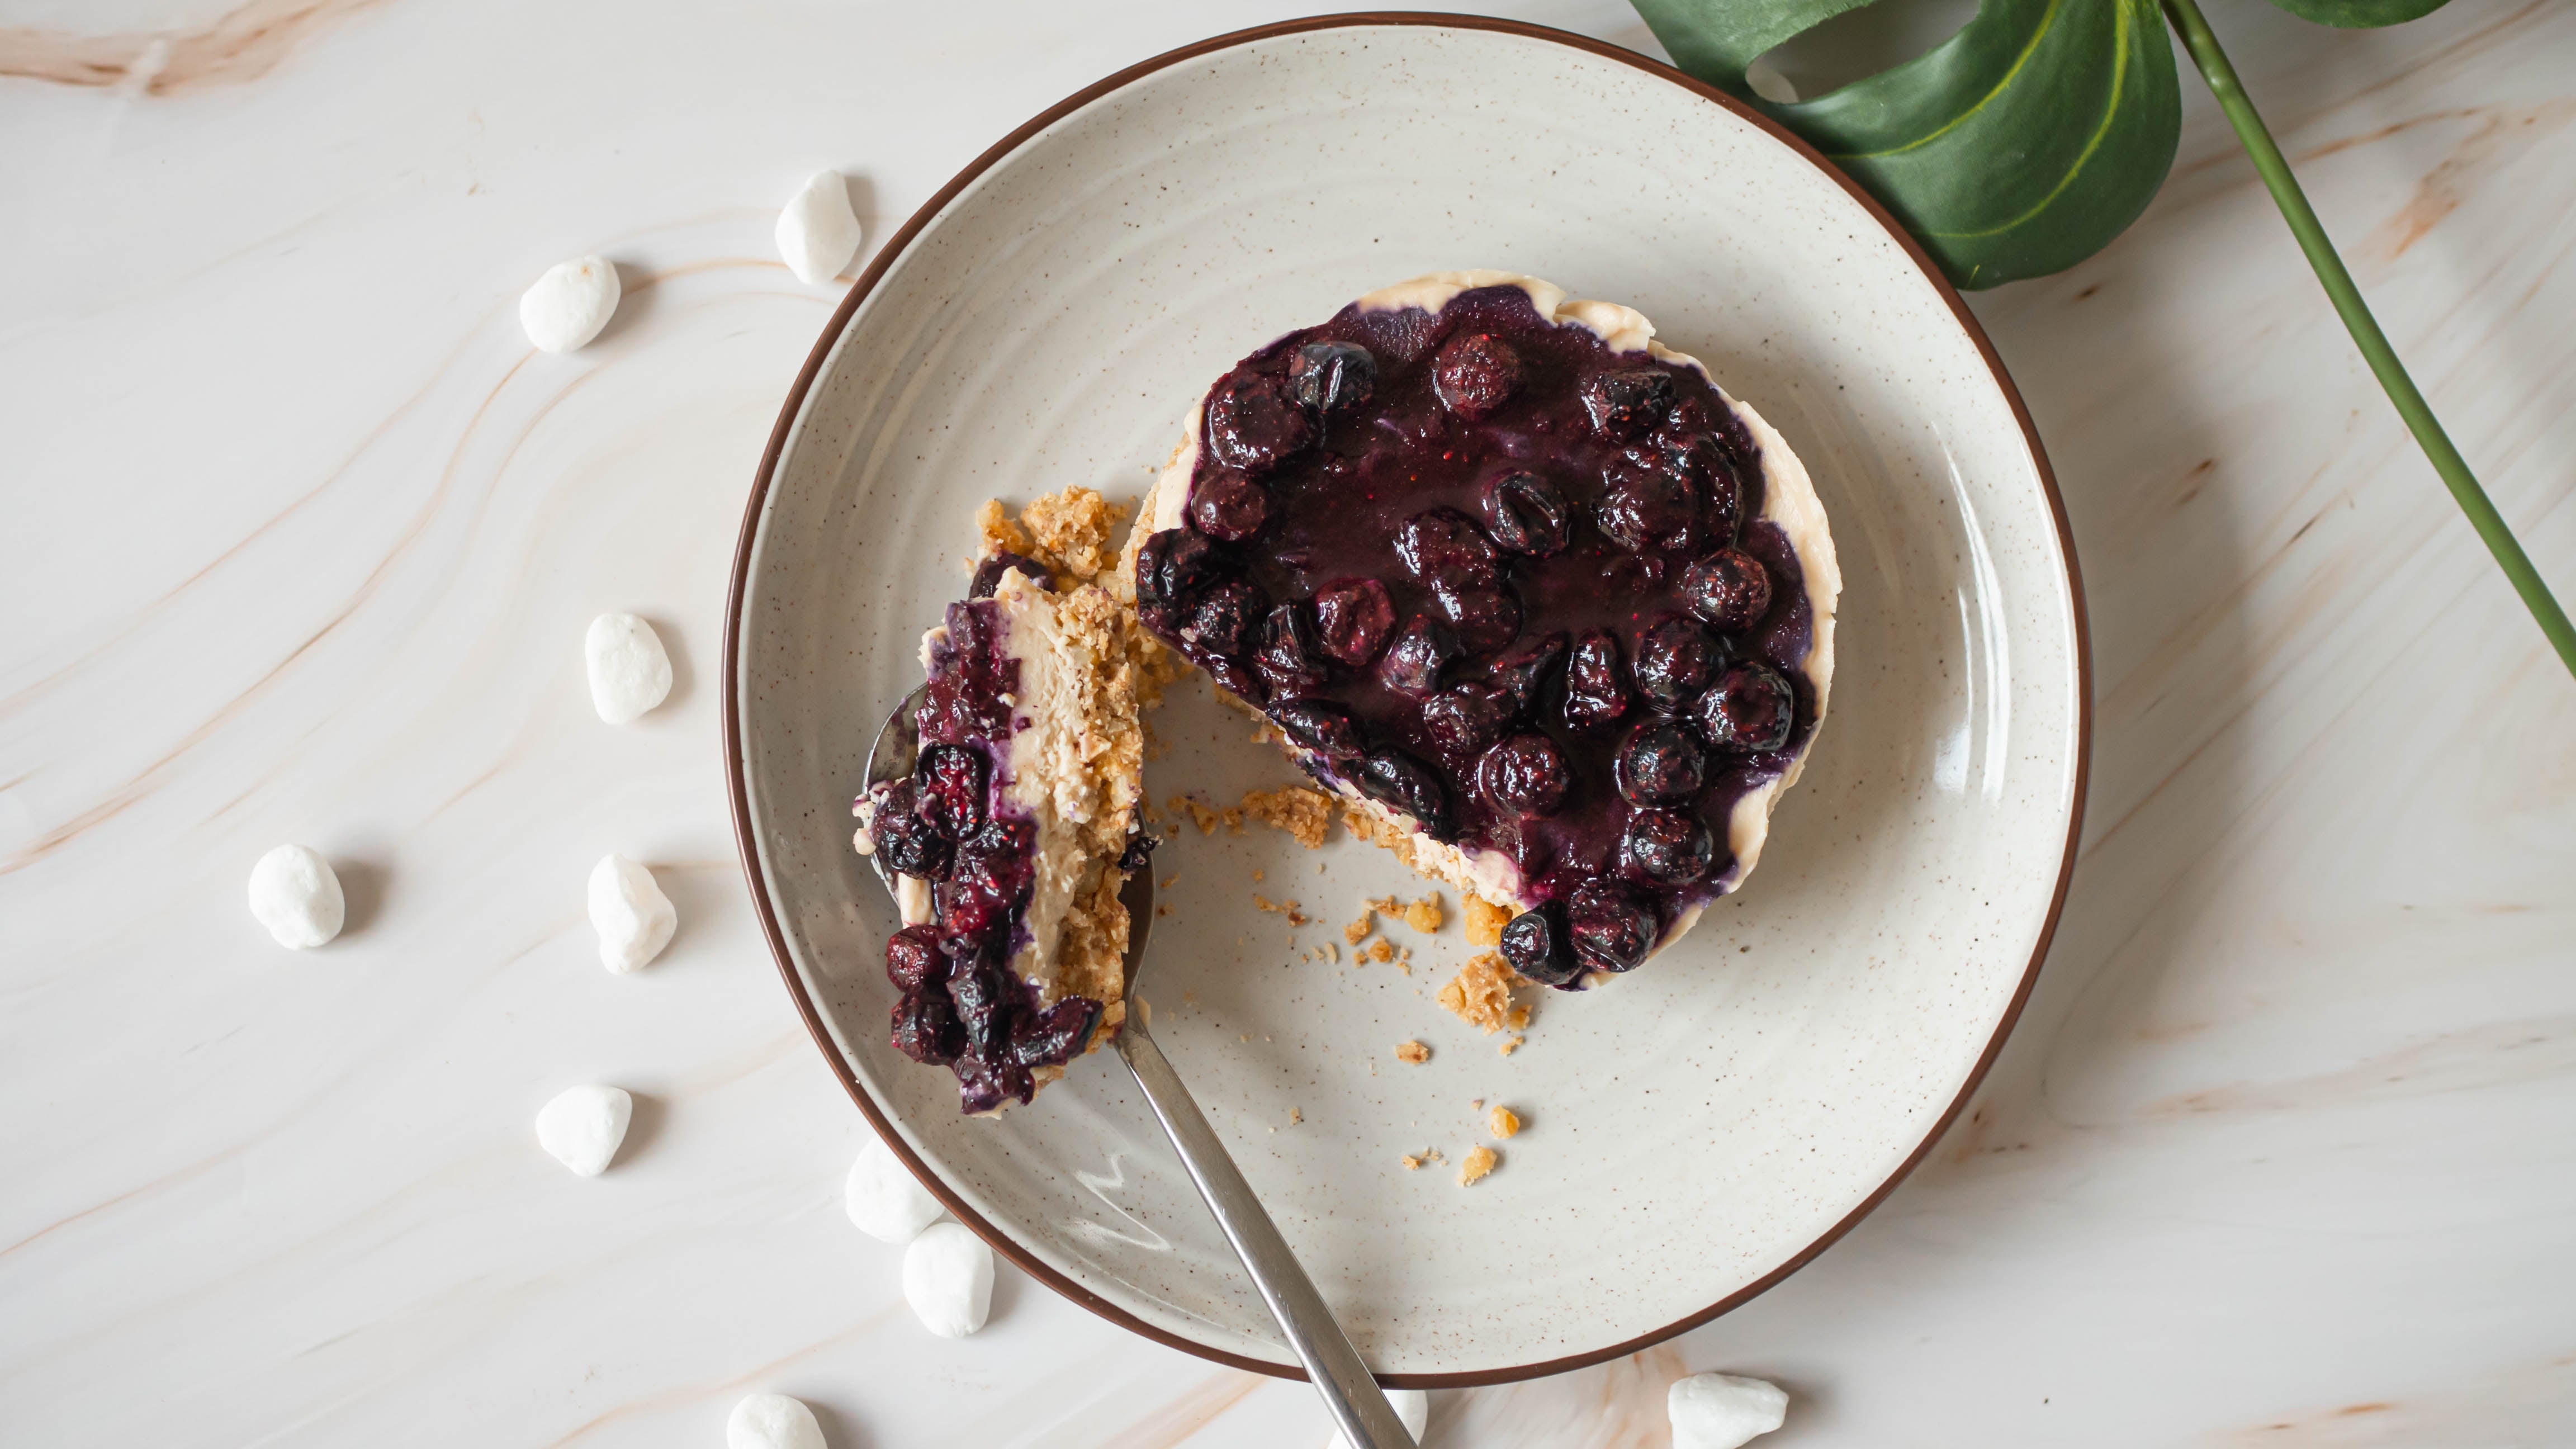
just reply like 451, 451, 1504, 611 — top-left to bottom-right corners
2160, 0, 2575, 676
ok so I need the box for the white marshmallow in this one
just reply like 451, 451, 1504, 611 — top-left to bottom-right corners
586, 854, 676, 973
1327, 1387, 1427, 1449
845, 1135, 943, 1244
902, 1221, 993, 1338
519, 254, 620, 352
776, 171, 863, 285
535, 1085, 632, 1177
1668, 1372, 1787, 1449
726, 1393, 826, 1449
584, 613, 673, 723
247, 844, 344, 949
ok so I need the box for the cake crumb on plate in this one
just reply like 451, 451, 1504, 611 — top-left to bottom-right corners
1500, 1034, 1524, 1057
1395, 1040, 1430, 1064
1463, 896, 1512, 945
1459, 1144, 1498, 1186
1241, 786, 1336, 848
1437, 951, 1521, 1033
1489, 1106, 1521, 1138
1400, 892, 1445, 933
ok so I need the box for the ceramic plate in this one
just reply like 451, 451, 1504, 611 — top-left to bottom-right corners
724, 16, 2087, 1383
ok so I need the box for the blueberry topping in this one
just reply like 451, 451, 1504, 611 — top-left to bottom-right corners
1681, 547, 1773, 633
1432, 582, 1522, 656
1689, 660, 1796, 755
944, 952, 1010, 1051
1181, 577, 1266, 660
1649, 428, 1745, 543
1116, 831, 1159, 872
1561, 628, 1632, 731
1135, 527, 1225, 606
1580, 368, 1676, 441
1272, 699, 1366, 761
1568, 880, 1656, 973
1614, 720, 1707, 806
1485, 632, 1569, 715
1619, 807, 1716, 886
1597, 458, 1703, 555
1356, 747, 1452, 837
1478, 733, 1573, 818
1253, 602, 1331, 698
969, 551, 1050, 599
885, 924, 945, 993
1187, 468, 1272, 542
1431, 332, 1524, 419
1376, 614, 1460, 699
1632, 616, 1725, 708
891, 990, 962, 1065
954, 1049, 1035, 1114
1499, 901, 1583, 987
1481, 470, 1573, 557
1422, 681, 1513, 761
1394, 506, 1500, 591
1199, 652, 1270, 708
1204, 370, 1314, 473
1289, 341, 1376, 415
868, 780, 954, 879
1008, 996, 1102, 1069
915, 743, 987, 839
1311, 577, 1396, 666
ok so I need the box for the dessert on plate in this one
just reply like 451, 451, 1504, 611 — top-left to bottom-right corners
1118, 271, 1839, 986
855, 493, 1159, 1114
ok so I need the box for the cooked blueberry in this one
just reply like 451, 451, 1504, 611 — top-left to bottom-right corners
1311, 577, 1396, 666
1009, 996, 1102, 1069
1580, 368, 1676, 441
1614, 720, 1707, 806
1116, 830, 1159, 872
1198, 652, 1270, 708
1394, 506, 1499, 590
1596, 459, 1703, 555
1431, 332, 1523, 419
1499, 901, 1583, 987
1568, 881, 1656, 973
886, 924, 945, 992
1289, 340, 1376, 414
1376, 614, 1460, 699
1135, 527, 1225, 606
934, 880, 1011, 956
1689, 661, 1797, 754
1681, 547, 1774, 633
1187, 468, 1272, 542
1432, 583, 1522, 656
951, 817, 1035, 897
969, 551, 1050, 599
1482, 471, 1573, 557
1645, 427, 1726, 487
1271, 699, 1365, 761
891, 990, 961, 1065
1486, 632, 1569, 715
1632, 616, 1725, 708
915, 744, 987, 838
1181, 577, 1266, 659
1479, 733, 1573, 818
1561, 628, 1632, 731
954, 1049, 1035, 1114
944, 953, 1010, 1048
1356, 747, 1452, 837
1620, 807, 1716, 886
1253, 602, 1330, 698
1422, 681, 1512, 761
1703, 467, 1745, 545
869, 781, 954, 879
1203, 370, 1314, 473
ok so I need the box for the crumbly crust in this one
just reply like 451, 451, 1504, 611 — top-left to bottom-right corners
1437, 951, 1527, 1034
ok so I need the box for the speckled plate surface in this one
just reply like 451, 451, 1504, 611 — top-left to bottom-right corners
724, 15, 2087, 1384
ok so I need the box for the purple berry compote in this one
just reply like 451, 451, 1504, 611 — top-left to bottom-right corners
1120, 272, 1840, 987
855, 547, 1150, 1114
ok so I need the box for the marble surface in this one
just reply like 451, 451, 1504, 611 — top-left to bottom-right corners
1, 0, 2569, 1444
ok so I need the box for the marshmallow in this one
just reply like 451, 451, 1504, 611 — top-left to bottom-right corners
519, 254, 620, 352
726, 1393, 826, 1449
902, 1221, 993, 1338
776, 171, 863, 285
1668, 1372, 1788, 1449
586, 854, 676, 973
535, 1085, 632, 1177
1327, 1388, 1427, 1449
584, 613, 673, 723
846, 1135, 943, 1244
247, 844, 344, 949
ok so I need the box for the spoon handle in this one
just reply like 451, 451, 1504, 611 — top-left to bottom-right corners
1116, 1011, 1418, 1448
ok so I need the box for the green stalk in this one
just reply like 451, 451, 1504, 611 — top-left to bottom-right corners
2161, 0, 2575, 676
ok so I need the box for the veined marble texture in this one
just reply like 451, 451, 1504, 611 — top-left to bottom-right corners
1, 0, 2570, 1444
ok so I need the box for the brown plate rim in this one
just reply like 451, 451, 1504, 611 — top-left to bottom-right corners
721, 10, 2093, 1389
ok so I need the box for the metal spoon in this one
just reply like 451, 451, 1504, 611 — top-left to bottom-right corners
865, 694, 1417, 1448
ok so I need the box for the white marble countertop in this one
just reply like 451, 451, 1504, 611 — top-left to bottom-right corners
4, 1, 2572, 1443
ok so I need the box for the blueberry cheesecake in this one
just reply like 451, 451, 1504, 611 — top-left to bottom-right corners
857, 491, 1157, 1113
1118, 272, 1839, 987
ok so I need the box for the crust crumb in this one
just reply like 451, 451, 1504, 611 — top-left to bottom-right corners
1463, 896, 1513, 946
1400, 1154, 1423, 1171
1289, 1107, 1303, 1125
1167, 794, 1243, 836
1016, 487, 1128, 583
1489, 1106, 1521, 1139
1252, 894, 1310, 927
1361, 937, 1395, 965
1401, 892, 1445, 934
1395, 1039, 1430, 1064
1458, 1144, 1498, 1186
976, 499, 1034, 557
1437, 951, 1521, 1034
1343, 912, 1375, 945
1242, 787, 1337, 848
1505, 1002, 1531, 1031
1500, 1034, 1524, 1057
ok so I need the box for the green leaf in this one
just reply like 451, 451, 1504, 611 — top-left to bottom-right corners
1635, 0, 2182, 289
2258, 0, 2449, 29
